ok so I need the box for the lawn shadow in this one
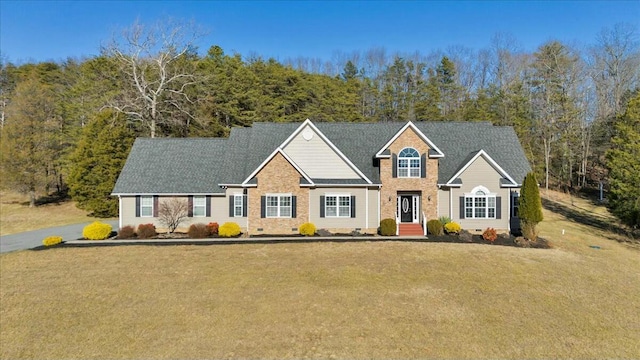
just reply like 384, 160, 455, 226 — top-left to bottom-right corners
541, 197, 639, 245
19, 191, 70, 206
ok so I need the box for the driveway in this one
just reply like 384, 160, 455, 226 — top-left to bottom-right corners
0, 220, 119, 253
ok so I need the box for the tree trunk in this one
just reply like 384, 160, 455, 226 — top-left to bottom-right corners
29, 190, 36, 208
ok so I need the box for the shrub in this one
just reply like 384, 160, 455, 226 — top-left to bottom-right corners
137, 223, 157, 239
520, 172, 543, 240
117, 225, 136, 239
438, 216, 452, 225
188, 223, 210, 238
522, 222, 538, 242
43, 236, 63, 246
82, 221, 113, 240
207, 222, 219, 235
158, 198, 189, 233
482, 228, 498, 242
379, 218, 397, 236
427, 219, 444, 235
444, 221, 461, 235
299, 222, 316, 236
219, 222, 241, 237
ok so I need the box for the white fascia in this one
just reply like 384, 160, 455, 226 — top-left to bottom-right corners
279, 119, 373, 184
445, 149, 517, 187
374, 121, 445, 159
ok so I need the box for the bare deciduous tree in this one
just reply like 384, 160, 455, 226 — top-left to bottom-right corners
158, 198, 189, 233
103, 18, 204, 137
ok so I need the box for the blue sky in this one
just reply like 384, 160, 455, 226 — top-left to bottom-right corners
1, 1, 639, 64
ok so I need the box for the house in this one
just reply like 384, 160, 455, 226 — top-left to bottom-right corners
112, 119, 531, 236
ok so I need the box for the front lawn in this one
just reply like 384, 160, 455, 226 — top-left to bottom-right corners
1, 201, 639, 359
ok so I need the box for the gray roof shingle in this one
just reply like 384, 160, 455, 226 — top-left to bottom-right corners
113, 120, 531, 194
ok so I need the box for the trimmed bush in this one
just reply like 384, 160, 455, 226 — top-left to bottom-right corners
299, 222, 316, 236
482, 228, 498, 242
380, 218, 397, 236
118, 225, 136, 239
43, 236, 63, 246
438, 216, 452, 225
427, 219, 444, 235
82, 221, 112, 240
520, 172, 543, 240
137, 223, 157, 239
444, 221, 461, 235
219, 222, 241, 237
207, 222, 219, 235
188, 223, 210, 238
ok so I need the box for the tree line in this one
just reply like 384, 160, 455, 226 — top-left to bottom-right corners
0, 20, 638, 227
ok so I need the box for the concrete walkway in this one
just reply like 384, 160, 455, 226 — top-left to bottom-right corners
0, 220, 119, 253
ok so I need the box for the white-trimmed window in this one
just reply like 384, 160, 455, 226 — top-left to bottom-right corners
193, 196, 206, 217
398, 147, 420, 178
465, 186, 496, 219
266, 194, 291, 218
325, 195, 351, 217
234, 194, 244, 217
140, 196, 153, 217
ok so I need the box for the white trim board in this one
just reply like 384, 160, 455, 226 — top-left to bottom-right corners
375, 121, 445, 159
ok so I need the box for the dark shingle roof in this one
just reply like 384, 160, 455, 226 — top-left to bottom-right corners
113, 120, 531, 194
112, 138, 228, 194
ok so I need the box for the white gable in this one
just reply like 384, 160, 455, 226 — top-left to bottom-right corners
282, 124, 361, 179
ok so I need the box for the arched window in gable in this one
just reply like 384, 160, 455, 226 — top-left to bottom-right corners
398, 147, 420, 178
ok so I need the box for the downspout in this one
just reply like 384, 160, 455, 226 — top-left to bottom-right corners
449, 187, 453, 219
365, 187, 369, 230
118, 195, 122, 230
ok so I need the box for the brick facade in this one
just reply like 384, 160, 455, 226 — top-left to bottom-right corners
379, 127, 439, 223
248, 152, 309, 235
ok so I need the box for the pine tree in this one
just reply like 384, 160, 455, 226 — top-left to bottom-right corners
606, 91, 640, 228
67, 111, 135, 217
519, 172, 544, 239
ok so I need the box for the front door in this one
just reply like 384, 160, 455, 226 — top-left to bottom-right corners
400, 195, 413, 222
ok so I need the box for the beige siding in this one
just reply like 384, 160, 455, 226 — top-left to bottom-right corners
119, 195, 247, 233
438, 187, 451, 220
450, 156, 511, 231
308, 187, 376, 233
282, 124, 361, 179
368, 187, 379, 229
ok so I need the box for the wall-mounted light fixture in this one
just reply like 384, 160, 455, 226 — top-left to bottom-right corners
428, 195, 432, 201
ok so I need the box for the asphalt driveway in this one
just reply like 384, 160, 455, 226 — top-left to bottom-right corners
0, 220, 119, 253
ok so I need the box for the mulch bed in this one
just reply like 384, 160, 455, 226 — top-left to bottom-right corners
425, 233, 551, 249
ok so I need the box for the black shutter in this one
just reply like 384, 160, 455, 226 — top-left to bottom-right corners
206, 196, 211, 217
242, 195, 247, 217
135, 196, 140, 217
421, 153, 427, 178
350, 195, 356, 218
229, 196, 234, 217
496, 196, 502, 219
260, 196, 266, 218
320, 195, 325, 218
291, 196, 297, 218
153, 196, 159, 217
392, 153, 397, 178
459, 196, 465, 219
187, 196, 193, 217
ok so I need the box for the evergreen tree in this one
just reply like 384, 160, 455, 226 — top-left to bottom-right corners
67, 111, 135, 217
606, 91, 640, 227
519, 172, 544, 239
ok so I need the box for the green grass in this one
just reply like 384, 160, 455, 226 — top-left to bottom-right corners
1, 191, 639, 359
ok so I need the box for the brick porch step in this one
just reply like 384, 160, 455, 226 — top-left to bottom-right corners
398, 223, 424, 236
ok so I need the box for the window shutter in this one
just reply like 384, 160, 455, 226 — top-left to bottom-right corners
496, 196, 502, 219
392, 153, 397, 178
459, 197, 465, 219
350, 195, 356, 218
229, 196, 234, 217
135, 196, 140, 217
153, 196, 159, 217
206, 196, 211, 217
260, 196, 266, 218
291, 196, 297, 218
188, 196, 193, 217
320, 195, 325, 218
421, 153, 427, 178
242, 195, 247, 217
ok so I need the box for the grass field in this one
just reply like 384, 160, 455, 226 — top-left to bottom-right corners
0, 191, 114, 236
2, 192, 639, 359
